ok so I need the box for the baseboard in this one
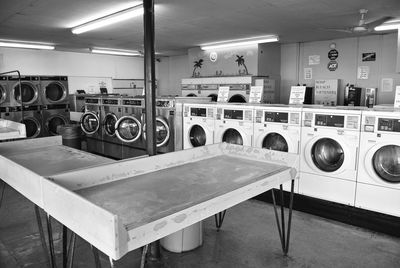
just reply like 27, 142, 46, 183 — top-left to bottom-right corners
254, 190, 400, 237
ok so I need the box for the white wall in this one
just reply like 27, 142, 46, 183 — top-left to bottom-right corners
156, 55, 189, 96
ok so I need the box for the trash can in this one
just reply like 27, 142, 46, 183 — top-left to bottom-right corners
160, 221, 203, 253
57, 124, 82, 150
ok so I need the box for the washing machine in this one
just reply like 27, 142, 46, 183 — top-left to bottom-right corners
42, 104, 70, 136
183, 102, 216, 149
101, 96, 123, 159
0, 76, 11, 107
9, 75, 41, 107
299, 107, 361, 205
115, 97, 146, 159
40, 76, 69, 105
227, 84, 250, 103
80, 96, 103, 155
355, 109, 400, 216
214, 104, 254, 146
253, 104, 302, 192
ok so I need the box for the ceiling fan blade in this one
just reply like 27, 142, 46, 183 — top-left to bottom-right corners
366, 16, 393, 29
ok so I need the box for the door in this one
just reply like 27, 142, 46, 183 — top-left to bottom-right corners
370, 144, 400, 184
80, 111, 100, 135
13, 82, 39, 105
0, 84, 6, 105
22, 117, 41, 138
46, 115, 68, 135
103, 113, 118, 137
222, 128, 243, 145
311, 138, 344, 172
188, 124, 207, 147
143, 117, 170, 147
44, 82, 67, 103
115, 116, 142, 143
262, 132, 289, 152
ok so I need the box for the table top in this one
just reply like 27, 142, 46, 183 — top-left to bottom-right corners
77, 154, 287, 230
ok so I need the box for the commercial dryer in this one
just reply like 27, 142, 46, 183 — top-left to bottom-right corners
40, 76, 69, 105
101, 96, 123, 159
0, 76, 11, 107
42, 104, 70, 136
9, 76, 41, 107
80, 96, 103, 155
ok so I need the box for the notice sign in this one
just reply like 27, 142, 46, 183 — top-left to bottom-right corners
362, 52, 376, 61
304, 68, 312, 80
217, 86, 230, 102
394, 86, 400, 108
289, 86, 306, 105
309, 55, 320, 65
314, 79, 338, 106
358, 66, 369, 79
249, 86, 263, 103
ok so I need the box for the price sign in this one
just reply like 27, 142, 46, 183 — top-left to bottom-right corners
217, 86, 230, 102
394, 86, 400, 108
249, 86, 263, 103
289, 86, 306, 105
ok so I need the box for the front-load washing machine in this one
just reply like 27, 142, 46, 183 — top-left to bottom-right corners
0, 76, 11, 107
80, 96, 103, 155
355, 109, 400, 216
183, 102, 216, 149
40, 76, 69, 105
42, 104, 70, 136
115, 97, 145, 159
299, 107, 361, 205
214, 104, 254, 146
101, 96, 123, 159
227, 84, 250, 103
9, 75, 41, 107
21, 106, 43, 139
253, 104, 302, 192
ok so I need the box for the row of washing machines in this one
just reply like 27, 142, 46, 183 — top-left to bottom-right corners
182, 102, 400, 217
0, 75, 70, 138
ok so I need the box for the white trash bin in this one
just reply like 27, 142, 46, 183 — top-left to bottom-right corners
160, 221, 203, 253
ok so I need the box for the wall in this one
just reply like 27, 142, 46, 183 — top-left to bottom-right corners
280, 33, 400, 105
156, 55, 190, 96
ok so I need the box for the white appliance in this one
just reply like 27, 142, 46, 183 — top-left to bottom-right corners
253, 104, 302, 192
355, 109, 400, 216
214, 104, 253, 146
299, 107, 361, 205
183, 103, 216, 149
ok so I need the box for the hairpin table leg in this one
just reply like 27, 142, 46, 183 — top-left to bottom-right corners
46, 214, 56, 268
91, 245, 102, 268
214, 210, 227, 231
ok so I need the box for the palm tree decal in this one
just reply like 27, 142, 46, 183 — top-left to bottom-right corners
236, 55, 248, 75
192, 59, 204, 77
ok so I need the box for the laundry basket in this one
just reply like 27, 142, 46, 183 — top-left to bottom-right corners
57, 124, 82, 150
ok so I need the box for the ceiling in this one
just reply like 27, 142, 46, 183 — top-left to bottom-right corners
0, 0, 400, 56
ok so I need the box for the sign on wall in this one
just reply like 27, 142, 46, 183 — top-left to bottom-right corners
217, 86, 230, 102
327, 60, 338, 71
362, 52, 376, 61
314, 79, 338, 106
394, 86, 400, 108
328, 49, 339, 60
289, 86, 306, 104
309, 55, 320, 65
304, 68, 312, 80
357, 66, 370, 79
249, 86, 263, 103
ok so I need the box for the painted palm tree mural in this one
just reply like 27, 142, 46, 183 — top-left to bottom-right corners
192, 59, 204, 77
235, 55, 248, 75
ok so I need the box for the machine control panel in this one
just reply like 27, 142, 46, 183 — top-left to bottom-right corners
122, 99, 142, 106
102, 99, 119, 105
315, 114, 344, 128
224, 109, 243, 120
264, 112, 288, 123
378, 118, 400, 132
85, 98, 99, 104
190, 107, 207, 117
156, 100, 174, 108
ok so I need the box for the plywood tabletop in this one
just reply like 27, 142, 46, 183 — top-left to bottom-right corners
77, 154, 288, 231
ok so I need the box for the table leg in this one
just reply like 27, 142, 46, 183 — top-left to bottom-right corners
140, 245, 149, 268
62, 226, 68, 268
271, 179, 295, 256
91, 245, 102, 268
214, 210, 227, 231
46, 214, 56, 268
0, 180, 5, 210
67, 233, 76, 268
34, 206, 51, 267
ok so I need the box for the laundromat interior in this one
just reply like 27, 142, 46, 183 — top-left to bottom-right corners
1, 0, 400, 267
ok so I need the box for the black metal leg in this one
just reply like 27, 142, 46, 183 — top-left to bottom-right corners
46, 214, 56, 268
271, 179, 295, 256
34, 205, 51, 268
92, 245, 102, 268
62, 226, 68, 268
140, 245, 149, 268
0, 180, 5, 210
67, 233, 76, 268
214, 210, 227, 231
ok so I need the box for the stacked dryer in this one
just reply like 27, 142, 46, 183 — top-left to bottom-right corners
355, 108, 400, 216
40, 76, 70, 136
253, 104, 302, 191
299, 107, 362, 205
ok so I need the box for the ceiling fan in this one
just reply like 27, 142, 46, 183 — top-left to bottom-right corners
323, 9, 392, 34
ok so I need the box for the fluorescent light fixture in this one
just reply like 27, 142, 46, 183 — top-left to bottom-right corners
0, 41, 55, 50
375, 21, 400, 31
200, 35, 279, 50
72, 4, 143, 34
91, 48, 142, 56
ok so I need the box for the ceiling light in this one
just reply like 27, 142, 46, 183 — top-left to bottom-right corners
71, 4, 143, 34
374, 21, 400, 31
200, 35, 279, 50
0, 41, 55, 50
91, 48, 142, 56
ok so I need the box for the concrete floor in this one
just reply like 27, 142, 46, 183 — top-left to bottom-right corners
1, 183, 400, 268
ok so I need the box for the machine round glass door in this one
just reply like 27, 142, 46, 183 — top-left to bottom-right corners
115, 116, 141, 143
262, 133, 288, 152
228, 94, 246, 103
13, 82, 38, 105
23, 117, 41, 138
189, 124, 206, 147
45, 82, 67, 103
372, 145, 400, 183
104, 113, 118, 137
311, 138, 344, 172
47, 115, 67, 136
0, 84, 6, 104
143, 118, 170, 147
80, 112, 100, 135
208, 94, 218, 102
222, 128, 243, 145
